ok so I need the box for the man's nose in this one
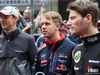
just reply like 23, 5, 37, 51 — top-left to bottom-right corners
42, 24, 46, 29
67, 20, 72, 26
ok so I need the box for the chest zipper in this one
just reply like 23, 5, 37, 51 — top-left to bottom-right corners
82, 48, 86, 75
7, 38, 10, 75
51, 46, 63, 75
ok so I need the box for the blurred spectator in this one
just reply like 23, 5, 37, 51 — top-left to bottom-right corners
22, 22, 33, 32
15, 7, 32, 33
35, 26, 42, 34
59, 23, 68, 37
34, 5, 46, 33
15, 6, 27, 30
34, 5, 46, 48
59, 28, 68, 37
23, 7, 31, 34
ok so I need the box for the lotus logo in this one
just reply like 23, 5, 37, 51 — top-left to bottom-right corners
74, 51, 81, 63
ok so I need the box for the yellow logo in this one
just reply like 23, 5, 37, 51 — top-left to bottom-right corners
74, 51, 81, 63
35, 58, 37, 61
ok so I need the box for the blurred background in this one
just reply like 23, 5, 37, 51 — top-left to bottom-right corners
0, 0, 100, 41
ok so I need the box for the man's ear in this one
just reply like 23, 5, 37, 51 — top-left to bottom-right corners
85, 14, 92, 23
15, 16, 18, 23
56, 23, 60, 29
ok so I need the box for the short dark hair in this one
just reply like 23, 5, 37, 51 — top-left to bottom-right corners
67, 0, 100, 27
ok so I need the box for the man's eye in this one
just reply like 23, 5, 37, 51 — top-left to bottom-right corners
4, 16, 9, 19
5, 17, 7, 18
71, 17, 75, 20
41, 23, 50, 26
41, 23, 43, 26
45, 23, 50, 25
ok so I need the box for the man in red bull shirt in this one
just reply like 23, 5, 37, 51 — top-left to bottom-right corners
33, 11, 77, 75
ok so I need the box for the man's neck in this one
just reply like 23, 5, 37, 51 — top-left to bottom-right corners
48, 34, 61, 44
82, 27, 99, 38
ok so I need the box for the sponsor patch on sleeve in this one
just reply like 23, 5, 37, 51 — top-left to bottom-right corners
38, 43, 46, 51
74, 51, 81, 63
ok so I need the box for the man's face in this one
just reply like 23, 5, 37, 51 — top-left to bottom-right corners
23, 9, 30, 20
41, 17, 57, 38
67, 10, 87, 36
0, 13, 17, 32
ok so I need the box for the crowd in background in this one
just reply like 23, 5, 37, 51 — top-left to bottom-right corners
0, 4, 84, 45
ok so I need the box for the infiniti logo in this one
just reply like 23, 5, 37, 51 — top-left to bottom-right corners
41, 54, 46, 58
87, 36, 98, 42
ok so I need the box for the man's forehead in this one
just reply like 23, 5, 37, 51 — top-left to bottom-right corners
69, 10, 80, 17
25, 9, 30, 12
42, 16, 52, 20
41, 17, 52, 22
0, 13, 11, 17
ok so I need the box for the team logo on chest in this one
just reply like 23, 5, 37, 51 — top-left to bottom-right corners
41, 54, 47, 64
41, 54, 47, 60
74, 51, 81, 63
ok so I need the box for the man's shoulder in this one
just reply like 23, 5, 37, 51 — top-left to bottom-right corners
0, 35, 4, 40
18, 32, 35, 41
38, 43, 47, 52
63, 38, 77, 46
73, 43, 84, 52
20, 32, 34, 38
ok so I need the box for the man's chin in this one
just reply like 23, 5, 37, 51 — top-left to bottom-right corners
2, 27, 5, 30
43, 35, 47, 38
43, 35, 48, 38
71, 32, 78, 35
2, 28, 7, 31
71, 31, 74, 35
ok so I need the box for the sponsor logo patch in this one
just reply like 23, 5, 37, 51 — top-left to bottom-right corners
15, 50, 24, 53
41, 59, 47, 64
88, 60, 100, 64
74, 66, 79, 70
74, 51, 81, 63
87, 66, 99, 73
41, 54, 47, 60
87, 36, 98, 42
58, 59, 67, 63
35, 58, 37, 61
56, 64, 67, 71
38, 43, 46, 51
58, 54, 68, 58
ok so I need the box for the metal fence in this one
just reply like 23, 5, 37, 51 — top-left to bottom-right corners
0, 0, 49, 6
0, 0, 30, 5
